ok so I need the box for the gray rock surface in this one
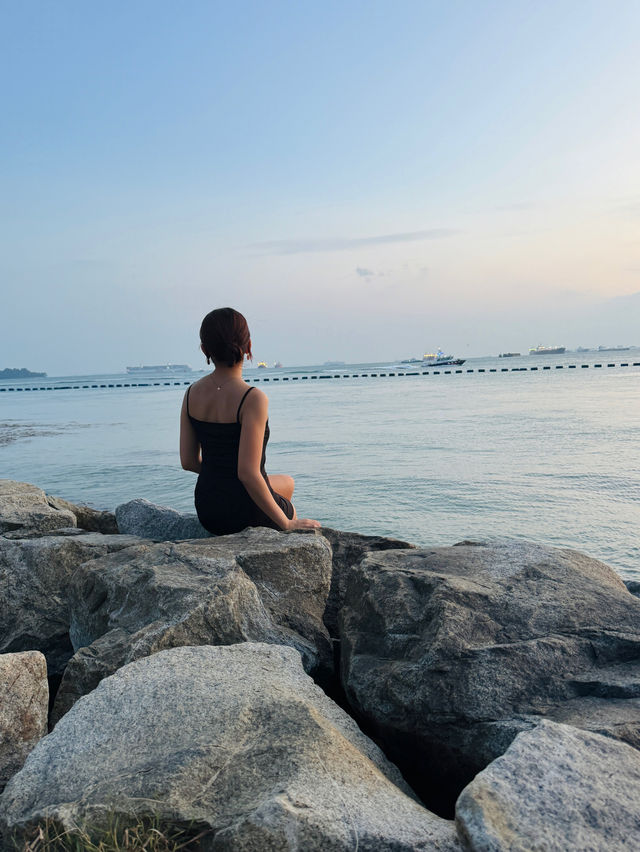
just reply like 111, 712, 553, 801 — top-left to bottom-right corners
320, 527, 415, 637
339, 539, 640, 803
455, 720, 640, 852
626, 579, 640, 598
0, 481, 76, 536
1, 644, 460, 851
0, 533, 143, 675
115, 498, 210, 539
46, 495, 118, 534
0, 652, 48, 790
53, 528, 333, 723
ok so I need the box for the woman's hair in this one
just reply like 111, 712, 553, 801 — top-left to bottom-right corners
199, 307, 252, 367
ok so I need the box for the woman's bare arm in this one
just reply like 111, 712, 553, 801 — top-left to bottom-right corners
179, 391, 202, 473
237, 390, 319, 531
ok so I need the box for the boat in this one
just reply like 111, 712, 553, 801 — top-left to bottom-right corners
273, 361, 283, 368
597, 345, 631, 352
528, 345, 566, 355
0, 367, 47, 379
257, 361, 268, 369
401, 349, 465, 367
126, 364, 192, 374
498, 352, 520, 358
421, 350, 466, 367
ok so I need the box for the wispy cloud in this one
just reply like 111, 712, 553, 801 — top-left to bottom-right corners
496, 201, 536, 212
612, 197, 640, 219
248, 228, 459, 255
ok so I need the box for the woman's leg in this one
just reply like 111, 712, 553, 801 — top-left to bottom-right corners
268, 474, 295, 502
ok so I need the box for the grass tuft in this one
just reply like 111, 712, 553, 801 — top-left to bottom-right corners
11, 814, 210, 851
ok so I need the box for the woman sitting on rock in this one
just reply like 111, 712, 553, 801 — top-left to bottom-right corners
180, 307, 321, 535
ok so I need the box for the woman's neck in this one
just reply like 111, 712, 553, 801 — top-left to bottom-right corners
210, 362, 243, 388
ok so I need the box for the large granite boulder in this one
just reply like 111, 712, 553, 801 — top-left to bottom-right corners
46, 495, 118, 535
456, 720, 640, 851
0, 533, 143, 676
320, 528, 415, 637
626, 579, 640, 599
52, 529, 333, 723
115, 498, 210, 539
1, 644, 459, 851
0, 652, 48, 790
0, 481, 75, 536
339, 540, 640, 810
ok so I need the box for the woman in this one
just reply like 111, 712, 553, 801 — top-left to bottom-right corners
180, 307, 321, 535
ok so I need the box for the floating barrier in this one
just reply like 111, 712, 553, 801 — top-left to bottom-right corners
1, 362, 639, 393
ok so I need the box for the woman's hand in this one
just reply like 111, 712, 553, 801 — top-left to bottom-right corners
285, 517, 322, 531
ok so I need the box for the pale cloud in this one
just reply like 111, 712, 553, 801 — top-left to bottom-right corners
611, 196, 640, 218
248, 228, 459, 255
495, 201, 536, 212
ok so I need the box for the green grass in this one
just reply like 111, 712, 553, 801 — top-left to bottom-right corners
11, 815, 211, 851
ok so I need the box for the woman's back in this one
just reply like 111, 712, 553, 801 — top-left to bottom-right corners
180, 306, 319, 535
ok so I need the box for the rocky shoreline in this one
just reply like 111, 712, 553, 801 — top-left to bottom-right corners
1, 479, 640, 849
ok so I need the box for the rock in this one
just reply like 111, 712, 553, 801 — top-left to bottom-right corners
320, 527, 415, 637
1, 645, 460, 851
0, 533, 144, 676
0, 481, 76, 536
455, 720, 640, 852
46, 495, 118, 534
52, 528, 333, 723
115, 498, 210, 539
626, 579, 640, 598
0, 652, 48, 789
339, 540, 640, 811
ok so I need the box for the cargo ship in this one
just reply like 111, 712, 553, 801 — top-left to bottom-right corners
528, 345, 566, 355
126, 364, 192, 374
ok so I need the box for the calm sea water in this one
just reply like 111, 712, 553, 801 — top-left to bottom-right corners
1, 351, 639, 581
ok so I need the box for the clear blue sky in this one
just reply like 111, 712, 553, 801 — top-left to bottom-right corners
2, 0, 639, 373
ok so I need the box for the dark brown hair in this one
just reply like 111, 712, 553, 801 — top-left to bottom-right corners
199, 307, 252, 367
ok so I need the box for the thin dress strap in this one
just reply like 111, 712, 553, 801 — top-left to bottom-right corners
186, 385, 192, 418
236, 386, 255, 423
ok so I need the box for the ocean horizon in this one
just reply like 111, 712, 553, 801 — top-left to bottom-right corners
2, 350, 638, 583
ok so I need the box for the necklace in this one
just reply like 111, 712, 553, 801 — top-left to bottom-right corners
212, 374, 237, 391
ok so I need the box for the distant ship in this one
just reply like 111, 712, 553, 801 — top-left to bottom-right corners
499, 352, 520, 358
402, 350, 465, 367
597, 345, 631, 352
257, 361, 268, 369
126, 364, 192, 374
0, 367, 47, 379
528, 345, 566, 355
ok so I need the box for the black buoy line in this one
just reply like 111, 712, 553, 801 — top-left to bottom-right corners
1, 362, 638, 393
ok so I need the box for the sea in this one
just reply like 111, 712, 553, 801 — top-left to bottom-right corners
1, 350, 639, 582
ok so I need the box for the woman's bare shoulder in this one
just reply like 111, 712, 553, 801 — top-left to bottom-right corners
245, 385, 268, 407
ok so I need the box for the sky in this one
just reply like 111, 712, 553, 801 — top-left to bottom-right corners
2, 0, 639, 374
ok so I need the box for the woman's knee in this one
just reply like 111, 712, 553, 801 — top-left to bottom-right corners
269, 474, 295, 501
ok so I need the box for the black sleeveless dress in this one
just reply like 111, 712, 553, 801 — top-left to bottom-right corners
187, 385, 294, 535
